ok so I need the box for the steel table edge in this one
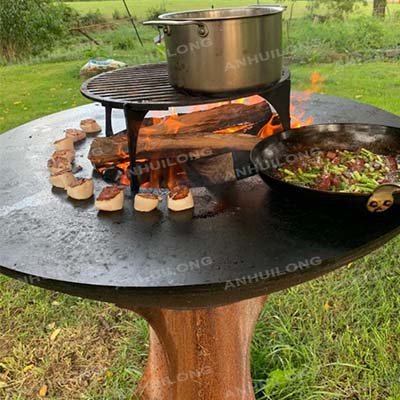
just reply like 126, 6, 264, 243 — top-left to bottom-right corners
1, 225, 399, 310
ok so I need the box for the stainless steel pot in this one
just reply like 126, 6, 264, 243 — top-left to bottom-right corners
144, 6, 286, 94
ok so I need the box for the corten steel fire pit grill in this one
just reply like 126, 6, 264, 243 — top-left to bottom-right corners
1, 94, 400, 399
81, 63, 292, 192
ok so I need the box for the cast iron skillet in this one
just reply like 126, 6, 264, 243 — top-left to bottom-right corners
250, 123, 400, 213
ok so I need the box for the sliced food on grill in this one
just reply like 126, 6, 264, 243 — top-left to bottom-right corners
274, 148, 399, 194
65, 128, 87, 143
52, 149, 75, 163
50, 169, 77, 189
134, 193, 161, 213
168, 186, 194, 212
80, 118, 102, 134
54, 137, 74, 151
95, 186, 124, 212
66, 178, 94, 200
48, 156, 72, 174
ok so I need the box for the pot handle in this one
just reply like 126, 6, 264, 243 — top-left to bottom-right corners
143, 20, 209, 37
367, 183, 400, 213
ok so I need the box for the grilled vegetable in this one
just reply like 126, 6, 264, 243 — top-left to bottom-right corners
273, 148, 399, 194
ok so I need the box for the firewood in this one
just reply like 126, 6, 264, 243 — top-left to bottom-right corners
88, 132, 262, 167
143, 101, 271, 136
88, 102, 271, 167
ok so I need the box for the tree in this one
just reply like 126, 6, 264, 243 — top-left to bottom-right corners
373, 0, 387, 18
0, 0, 75, 62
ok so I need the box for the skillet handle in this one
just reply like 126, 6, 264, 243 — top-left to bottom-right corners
367, 183, 400, 213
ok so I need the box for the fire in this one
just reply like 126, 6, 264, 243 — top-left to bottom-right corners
97, 75, 324, 188
290, 91, 315, 129
163, 115, 185, 134
149, 167, 161, 188
151, 116, 164, 125
233, 95, 264, 106
116, 161, 131, 186
119, 175, 131, 186
258, 93, 315, 138
146, 96, 266, 138
258, 71, 324, 137
258, 114, 283, 138
139, 160, 188, 190
310, 71, 325, 87
214, 123, 254, 134
149, 115, 185, 135
289, 72, 324, 128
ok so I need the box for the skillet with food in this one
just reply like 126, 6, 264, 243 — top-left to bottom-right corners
250, 124, 400, 213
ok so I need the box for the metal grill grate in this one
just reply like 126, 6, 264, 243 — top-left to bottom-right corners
81, 63, 290, 111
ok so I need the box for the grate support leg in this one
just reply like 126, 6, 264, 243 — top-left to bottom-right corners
124, 105, 148, 193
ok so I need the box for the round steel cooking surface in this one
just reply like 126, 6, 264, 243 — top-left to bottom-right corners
1, 96, 400, 309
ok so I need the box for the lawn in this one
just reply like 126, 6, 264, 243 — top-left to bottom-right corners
0, 61, 88, 133
0, 237, 399, 399
65, 0, 400, 20
1, 4, 400, 397
0, 58, 400, 399
1, 60, 400, 133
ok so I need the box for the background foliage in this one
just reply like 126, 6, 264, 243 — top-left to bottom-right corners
308, 0, 368, 18
0, 0, 77, 62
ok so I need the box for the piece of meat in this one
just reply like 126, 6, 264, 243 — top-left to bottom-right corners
385, 156, 398, 173
66, 178, 94, 200
168, 186, 194, 212
331, 175, 341, 189
169, 186, 191, 200
346, 159, 365, 172
331, 157, 340, 165
97, 186, 124, 201
316, 174, 332, 191
96, 186, 124, 212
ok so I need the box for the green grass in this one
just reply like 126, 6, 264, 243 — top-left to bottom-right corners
1, 60, 399, 133
1, 58, 400, 399
66, 0, 301, 20
0, 27, 164, 133
65, 0, 400, 20
251, 238, 400, 399
0, 61, 89, 133
0, 276, 148, 399
1, 9, 400, 397
0, 235, 399, 399
292, 62, 400, 115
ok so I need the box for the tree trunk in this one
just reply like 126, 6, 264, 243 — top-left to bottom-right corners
373, 0, 386, 18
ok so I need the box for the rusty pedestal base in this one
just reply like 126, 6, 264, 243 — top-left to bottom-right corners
120, 296, 267, 400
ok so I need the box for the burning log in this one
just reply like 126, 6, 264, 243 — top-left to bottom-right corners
143, 101, 272, 135
89, 102, 271, 167
89, 132, 263, 167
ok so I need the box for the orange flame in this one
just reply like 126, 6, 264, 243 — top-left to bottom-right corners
214, 123, 254, 134
290, 91, 315, 129
259, 71, 324, 137
97, 78, 324, 188
116, 161, 131, 186
310, 71, 325, 86
258, 114, 283, 138
304, 71, 325, 95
